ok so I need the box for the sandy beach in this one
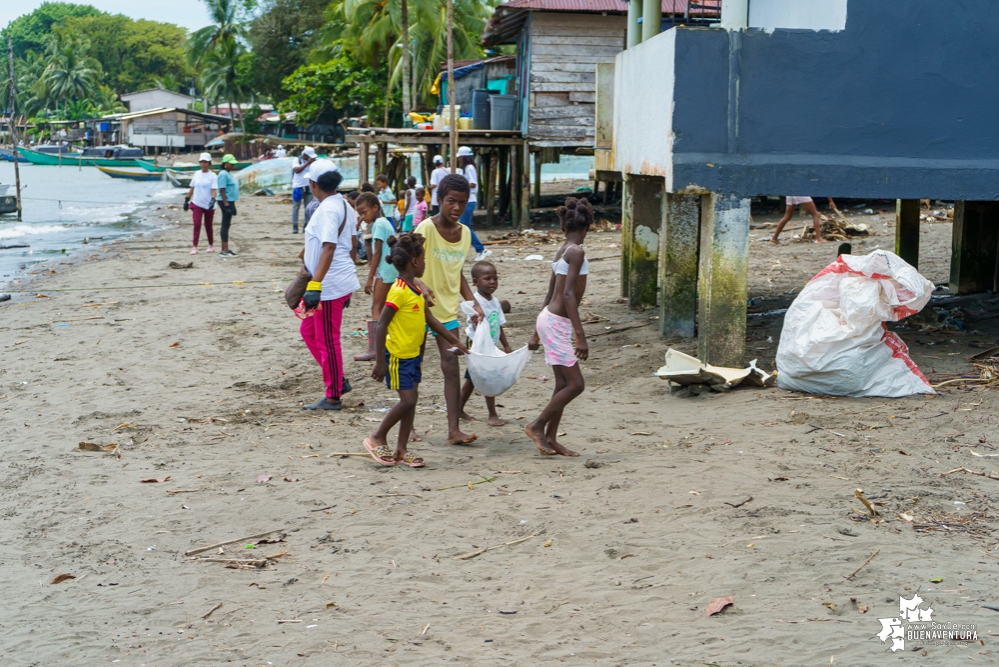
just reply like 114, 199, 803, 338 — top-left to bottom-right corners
2, 196, 998, 665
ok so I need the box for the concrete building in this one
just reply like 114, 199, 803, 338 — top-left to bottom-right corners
120, 89, 195, 113
609, 0, 999, 366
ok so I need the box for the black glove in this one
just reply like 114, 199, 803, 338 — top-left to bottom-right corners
227, 203, 237, 217
303, 280, 322, 311
183, 197, 190, 212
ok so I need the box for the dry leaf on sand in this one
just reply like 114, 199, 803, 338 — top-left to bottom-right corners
79, 442, 117, 452
704, 596, 734, 617
51, 573, 76, 584
140, 477, 170, 483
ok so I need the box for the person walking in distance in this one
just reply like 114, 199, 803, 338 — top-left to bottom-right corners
291, 147, 317, 234
216, 154, 240, 257
770, 196, 827, 244
457, 146, 489, 262
184, 152, 218, 255
428, 155, 448, 215
299, 160, 360, 410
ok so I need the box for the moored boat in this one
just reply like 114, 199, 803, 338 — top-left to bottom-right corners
18, 145, 145, 168
97, 166, 166, 181
165, 169, 193, 188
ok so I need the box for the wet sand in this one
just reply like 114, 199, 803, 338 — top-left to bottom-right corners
1, 197, 997, 665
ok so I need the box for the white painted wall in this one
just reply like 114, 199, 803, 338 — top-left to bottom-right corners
121, 89, 194, 112
720, 0, 749, 29
612, 28, 675, 188
748, 0, 847, 32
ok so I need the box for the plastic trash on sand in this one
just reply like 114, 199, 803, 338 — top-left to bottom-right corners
459, 301, 531, 397
654, 349, 776, 391
776, 250, 935, 397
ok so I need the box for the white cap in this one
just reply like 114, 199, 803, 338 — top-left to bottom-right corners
277, 144, 284, 149
433, 154, 444, 164
307, 159, 338, 182
199, 152, 212, 162
303, 146, 317, 158
457, 146, 473, 157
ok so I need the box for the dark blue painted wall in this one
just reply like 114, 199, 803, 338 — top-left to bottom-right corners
669, 0, 999, 200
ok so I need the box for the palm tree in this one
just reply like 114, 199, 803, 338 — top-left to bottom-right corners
39, 32, 102, 114
88, 84, 127, 115
188, 0, 248, 67
201, 35, 248, 132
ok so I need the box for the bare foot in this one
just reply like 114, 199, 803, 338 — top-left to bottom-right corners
446, 430, 478, 445
487, 415, 505, 427
814, 238, 828, 244
525, 425, 557, 455
769, 237, 781, 245
408, 431, 422, 443
549, 440, 579, 457
459, 411, 476, 422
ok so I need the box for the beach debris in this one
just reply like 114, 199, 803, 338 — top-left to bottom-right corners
498, 609, 518, 614
453, 529, 545, 560
78, 441, 119, 458
168, 261, 194, 269
185, 530, 283, 557
858, 605, 869, 614
257, 474, 272, 483
0, 294, 11, 303
325, 602, 338, 609
523, 255, 544, 261
544, 540, 553, 547
854, 489, 878, 516
704, 596, 734, 617
930, 577, 943, 583
140, 477, 170, 483
202, 602, 223, 619
51, 573, 76, 584
724, 496, 753, 509
844, 549, 880, 580
277, 619, 302, 624
167, 489, 199, 494
169, 342, 180, 347
655, 349, 776, 391
584, 459, 605, 469
938, 466, 999, 481
283, 477, 303, 482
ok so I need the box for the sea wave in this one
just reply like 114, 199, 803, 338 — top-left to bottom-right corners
0, 224, 70, 240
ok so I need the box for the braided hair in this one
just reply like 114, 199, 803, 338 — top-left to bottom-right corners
387, 232, 425, 270
556, 197, 594, 232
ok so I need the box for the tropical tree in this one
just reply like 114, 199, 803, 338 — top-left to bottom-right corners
88, 84, 127, 115
246, 0, 329, 99
187, 0, 249, 67
278, 52, 390, 125
2, 2, 103, 59
39, 31, 102, 113
201, 35, 250, 131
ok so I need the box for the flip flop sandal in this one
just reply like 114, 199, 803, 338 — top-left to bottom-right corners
398, 453, 425, 468
363, 438, 396, 466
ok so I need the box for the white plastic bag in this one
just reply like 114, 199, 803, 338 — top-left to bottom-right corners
776, 250, 935, 397
459, 300, 531, 397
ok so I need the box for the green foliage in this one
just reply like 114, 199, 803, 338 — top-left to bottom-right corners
278, 48, 393, 125
243, 103, 264, 134
2, 2, 103, 59
245, 0, 329, 100
188, 0, 249, 67
63, 14, 190, 94
38, 29, 102, 108
201, 35, 250, 129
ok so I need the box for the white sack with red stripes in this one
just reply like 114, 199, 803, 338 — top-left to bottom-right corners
776, 250, 935, 397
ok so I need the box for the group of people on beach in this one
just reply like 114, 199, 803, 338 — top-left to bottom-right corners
283, 150, 592, 467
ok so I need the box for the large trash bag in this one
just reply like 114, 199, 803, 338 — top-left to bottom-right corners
776, 250, 935, 397
459, 301, 531, 397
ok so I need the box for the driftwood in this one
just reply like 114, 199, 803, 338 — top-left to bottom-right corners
184, 530, 282, 556
844, 549, 880, 581
453, 529, 545, 560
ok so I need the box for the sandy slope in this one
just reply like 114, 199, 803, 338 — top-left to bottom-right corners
1, 197, 997, 665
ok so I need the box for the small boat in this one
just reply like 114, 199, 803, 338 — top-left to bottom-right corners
18, 145, 145, 167
0, 147, 18, 162
165, 169, 193, 188
170, 160, 254, 172
0, 184, 17, 214
97, 166, 165, 181
136, 159, 166, 173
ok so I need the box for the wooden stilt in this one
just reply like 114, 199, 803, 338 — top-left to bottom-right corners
533, 151, 542, 208
498, 147, 510, 219
660, 193, 700, 338
510, 144, 521, 226
625, 175, 664, 308
895, 199, 920, 268
375, 143, 388, 176
951, 201, 999, 295
519, 141, 531, 230
620, 175, 633, 299
485, 150, 496, 227
697, 193, 750, 367
358, 142, 369, 187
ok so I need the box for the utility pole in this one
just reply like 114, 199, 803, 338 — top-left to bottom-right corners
446, 0, 457, 172
400, 0, 411, 117
7, 35, 22, 221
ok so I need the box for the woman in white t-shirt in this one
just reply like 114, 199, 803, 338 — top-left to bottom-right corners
457, 147, 488, 262
184, 152, 219, 254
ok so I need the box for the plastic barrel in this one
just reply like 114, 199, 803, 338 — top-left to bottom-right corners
489, 95, 518, 131
472, 89, 492, 130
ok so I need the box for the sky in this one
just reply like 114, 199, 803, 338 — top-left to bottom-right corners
1, 0, 212, 33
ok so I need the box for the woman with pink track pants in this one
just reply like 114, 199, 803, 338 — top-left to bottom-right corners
184, 152, 218, 254
299, 160, 359, 410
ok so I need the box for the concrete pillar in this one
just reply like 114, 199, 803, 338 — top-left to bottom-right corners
620, 174, 634, 298
697, 193, 750, 367
642, 0, 661, 42
720, 0, 749, 29
950, 201, 999, 295
895, 199, 920, 268
624, 175, 664, 308
660, 194, 700, 338
627, 0, 643, 48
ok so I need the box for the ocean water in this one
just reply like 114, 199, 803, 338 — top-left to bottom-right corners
0, 163, 178, 285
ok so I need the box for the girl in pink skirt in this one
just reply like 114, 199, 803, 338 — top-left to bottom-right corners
526, 198, 593, 457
